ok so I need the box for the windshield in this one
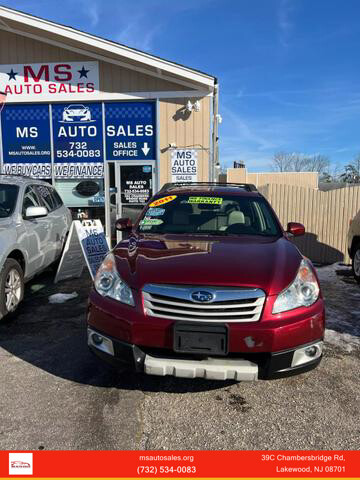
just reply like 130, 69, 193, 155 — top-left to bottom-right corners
0, 184, 19, 218
138, 194, 281, 237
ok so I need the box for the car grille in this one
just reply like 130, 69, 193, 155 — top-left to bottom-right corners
142, 284, 266, 323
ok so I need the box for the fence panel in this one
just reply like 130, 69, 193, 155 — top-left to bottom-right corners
258, 184, 360, 264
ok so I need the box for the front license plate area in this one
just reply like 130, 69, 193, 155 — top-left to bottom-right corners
173, 323, 228, 355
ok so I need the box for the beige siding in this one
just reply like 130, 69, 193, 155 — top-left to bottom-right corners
0, 29, 188, 93
258, 184, 360, 264
159, 96, 211, 186
227, 168, 318, 189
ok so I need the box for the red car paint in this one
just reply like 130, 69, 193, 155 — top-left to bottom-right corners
87, 187, 325, 376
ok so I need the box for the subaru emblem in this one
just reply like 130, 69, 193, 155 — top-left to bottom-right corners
191, 291, 214, 303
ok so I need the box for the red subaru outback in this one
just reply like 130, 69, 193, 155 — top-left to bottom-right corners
87, 183, 324, 381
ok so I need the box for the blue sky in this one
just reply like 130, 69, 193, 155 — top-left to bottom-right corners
3, 0, 360, 172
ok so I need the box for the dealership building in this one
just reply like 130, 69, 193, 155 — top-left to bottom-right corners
0, 6, 218, 242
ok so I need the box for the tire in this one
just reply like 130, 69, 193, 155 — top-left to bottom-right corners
352, 243, 360, 283
0, 259, 24, 321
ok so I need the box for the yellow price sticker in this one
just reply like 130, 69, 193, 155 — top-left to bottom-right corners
149, 195, 177, 207
188, 196, 223, 205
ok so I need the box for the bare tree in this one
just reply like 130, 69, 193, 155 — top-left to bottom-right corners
271, 152, 329, 174
271, 152, 298, 172
305, 154, 330, 174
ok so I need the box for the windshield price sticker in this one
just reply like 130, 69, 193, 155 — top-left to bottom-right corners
140, 218, 163, 226
149, 195, 177, 207
188, 196, 223, 205
146, 208, 165, 216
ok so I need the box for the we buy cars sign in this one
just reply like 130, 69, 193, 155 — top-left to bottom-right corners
0, 61, 99, 102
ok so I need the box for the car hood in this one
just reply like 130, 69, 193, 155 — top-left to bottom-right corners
0, 217, 14, 231
113, 234, 303, 296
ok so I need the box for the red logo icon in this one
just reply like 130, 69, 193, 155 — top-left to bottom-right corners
11, 461, 31, 468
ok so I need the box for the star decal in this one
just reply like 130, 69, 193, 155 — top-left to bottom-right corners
7, 69, 18, 81
78, 66, 90, 78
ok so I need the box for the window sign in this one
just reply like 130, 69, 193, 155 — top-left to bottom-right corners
105, 102, 156, 160
1, 104, 52, 178
120, 165, 153, 204
52, 102, 104, 179
0, 101, 157, 179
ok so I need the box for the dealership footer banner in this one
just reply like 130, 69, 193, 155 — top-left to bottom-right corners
0, 450, 359, 478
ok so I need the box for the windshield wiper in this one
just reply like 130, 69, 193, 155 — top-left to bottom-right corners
191, 231, 229, 236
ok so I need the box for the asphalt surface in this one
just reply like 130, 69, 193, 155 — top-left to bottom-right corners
0, 266, 359, 450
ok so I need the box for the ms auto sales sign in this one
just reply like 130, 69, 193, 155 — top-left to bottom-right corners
171, 149, 198, 182
0, 61, 99, 102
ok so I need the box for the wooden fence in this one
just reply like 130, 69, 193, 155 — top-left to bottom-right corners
258, 184, 360, 264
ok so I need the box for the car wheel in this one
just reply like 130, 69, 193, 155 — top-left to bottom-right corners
0, 259, 24, 320
352, 243, 360, 283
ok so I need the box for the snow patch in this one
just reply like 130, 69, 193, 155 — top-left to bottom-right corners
48, 292, 78, 304
316, 263, 360, 352
325, 329, 360, 353
316, 262, 351, 282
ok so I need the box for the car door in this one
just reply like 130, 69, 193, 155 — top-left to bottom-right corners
22, 185, 51, 274
49, 187, 72, 257
35, 185, 71, 263
34, 184, 62, 265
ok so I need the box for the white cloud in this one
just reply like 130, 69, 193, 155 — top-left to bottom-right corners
277, 0, 295, 47
221, 105, 278, 151
79, 0, 100, 27
116, 21, 160, 52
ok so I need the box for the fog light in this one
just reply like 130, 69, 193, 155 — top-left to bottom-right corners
91, 333, 103, 345
305, 345, 318, 357
87, 328, 115, 356
291, 341, 323, 367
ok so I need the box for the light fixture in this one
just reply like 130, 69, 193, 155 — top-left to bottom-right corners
186, 100, 193, 112
186, 100, 201, 112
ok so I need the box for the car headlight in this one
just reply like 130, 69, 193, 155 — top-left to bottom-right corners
272, 258, 319, 314
94, 253, 134, 306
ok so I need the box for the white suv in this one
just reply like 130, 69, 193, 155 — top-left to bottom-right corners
0, 175, 72, 319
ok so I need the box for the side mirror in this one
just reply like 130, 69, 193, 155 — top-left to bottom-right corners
287, 222, 305, 237
115, 217, 133, 232
25, 206, 48, 219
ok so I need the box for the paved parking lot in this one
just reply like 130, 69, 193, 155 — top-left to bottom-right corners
0, 264, 359, 450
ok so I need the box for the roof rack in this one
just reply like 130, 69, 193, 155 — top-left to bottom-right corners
159, 182, 258, 193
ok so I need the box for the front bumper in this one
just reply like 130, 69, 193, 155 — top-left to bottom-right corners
87, 327, 323, 381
